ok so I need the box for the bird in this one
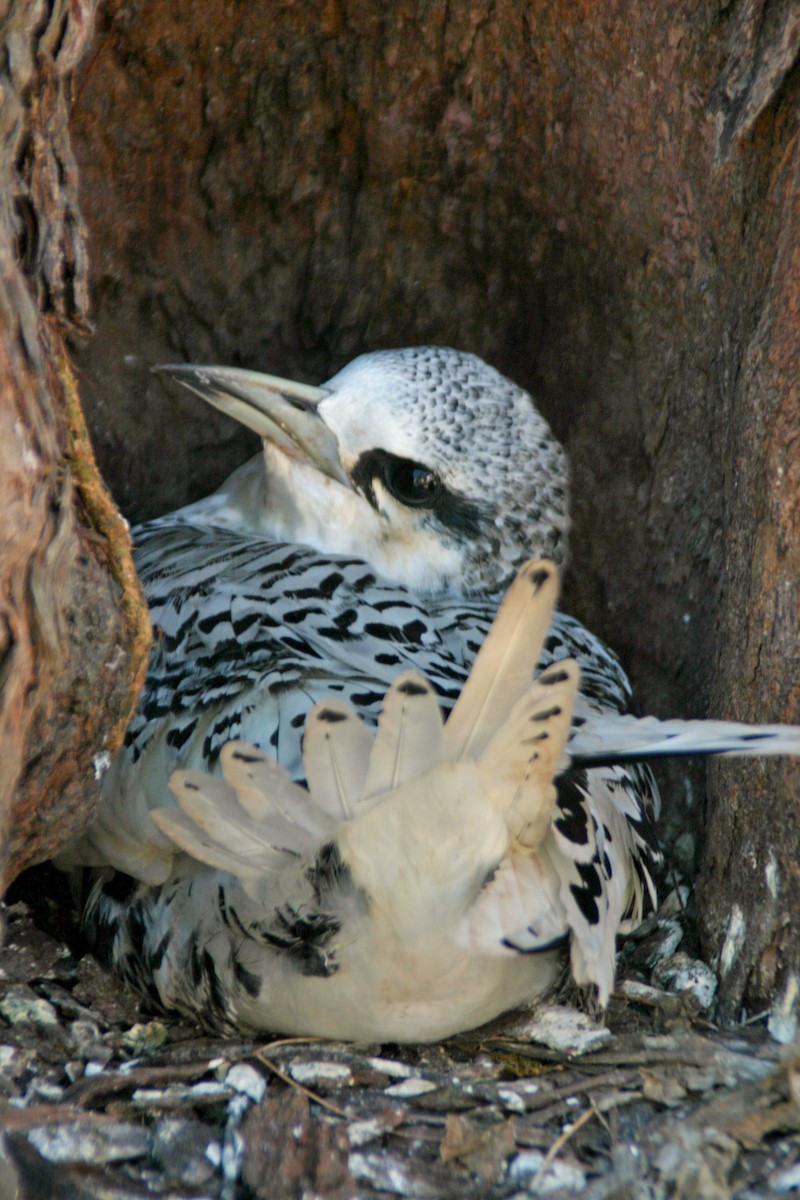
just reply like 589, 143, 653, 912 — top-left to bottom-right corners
62, 347, 800, 1041
149, 561, 586, 1042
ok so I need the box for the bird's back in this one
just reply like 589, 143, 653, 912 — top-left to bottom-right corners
131, 515, 640, 785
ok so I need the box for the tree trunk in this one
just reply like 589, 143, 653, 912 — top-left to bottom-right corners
0, 0, 150, 888
5, 0, 798, 1023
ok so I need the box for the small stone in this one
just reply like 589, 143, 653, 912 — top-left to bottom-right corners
648, 918, 684, 962
496, 1086, 527, 1114
226, 1062, 267, 1103
768, 972, 800, 1046
347, 1110, 405, 1148
384, 1077, 438, 1099
26, 1079, 65, 1103
221, 1125, 244, 1183
365, 1056, 415, 1079
69, 1018, 107, 1059
289, 1060, 352, 1086
508, 1150, 586, 1193
349, 1151, 432, 1197
27, 1121, 150, 1164
771, 1162, 800, 1193
64, 1061, 84, 1083
0, 987, 59, 1028
653, 952, 717, 1010
515, 1005, 612, 1055
0, 1045, 23, 1074
81, 1043, 113, 1070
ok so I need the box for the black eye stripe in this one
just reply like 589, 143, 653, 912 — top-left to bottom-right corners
351, 449, 442, 509
350, 448, 484, 537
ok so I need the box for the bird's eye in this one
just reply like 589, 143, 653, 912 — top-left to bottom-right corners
384, 459, 440, 507
350, 449, 443, 512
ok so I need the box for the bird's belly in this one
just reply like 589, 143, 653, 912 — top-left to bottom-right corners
236, 937, 563, 1044
135, 860, 564, 1044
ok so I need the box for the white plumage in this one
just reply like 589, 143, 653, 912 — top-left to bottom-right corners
63, 347, 800, 1042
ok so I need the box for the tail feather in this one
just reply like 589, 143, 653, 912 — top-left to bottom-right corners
302, 699, 375, 820
150, 807, 283, 894
444, 560, 559, 760
154, 759, 340, 901
361, 673, 445, 801
477, 661, 579, 849
163, 768, 326, 863
219, 743, 312, 823
571, 714, 800, 765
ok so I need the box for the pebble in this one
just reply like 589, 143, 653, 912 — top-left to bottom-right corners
770, 1162, 800, 1193
26, 1079, 65, 1103
384, 1077, 438, 1098
226, 1062, 267, 1103
0, 988, 59, 1028
366, 1055, 415, 1078
27, 1121, 151, 1165
496, 1086, 527, 1114
349, 1150, 432, 1196
515, 1005, 613, 1055
69, 1017, 112, 1064
347, 1113, 404, 1147
289, 1060, 352, 1086
508, 1150, 587, 1192
653, 952, 717, 1010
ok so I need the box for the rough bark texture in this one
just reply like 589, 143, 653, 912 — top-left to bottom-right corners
67, 2, 799, 1021
0, 0, 150, 887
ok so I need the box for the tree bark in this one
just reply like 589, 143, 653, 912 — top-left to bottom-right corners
0, 0, 150, 888
8, 0, 795, 1021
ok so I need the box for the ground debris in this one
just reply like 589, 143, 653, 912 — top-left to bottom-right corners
0, 899, 798, 1197
241, 1086, 355, 1200
440, 1111, 516, 1180
0, 907, 77, 987
506, 1005, 613, 1056
26, 1118, 150, 1164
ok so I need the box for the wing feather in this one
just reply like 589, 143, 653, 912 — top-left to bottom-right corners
360, 673, 445, 802
444, 560, 559, 760
301, 700, 375, 820
477, 661, 579, 849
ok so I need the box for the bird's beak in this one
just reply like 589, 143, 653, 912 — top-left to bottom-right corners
153, 363, 350, 487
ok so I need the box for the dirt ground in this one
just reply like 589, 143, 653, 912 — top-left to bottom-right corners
0, 885, 797, 1200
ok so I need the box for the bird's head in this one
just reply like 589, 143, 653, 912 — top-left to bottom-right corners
155, 347, 569, 596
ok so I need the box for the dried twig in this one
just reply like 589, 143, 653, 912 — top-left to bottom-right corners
532, 1104, 596, 1189
254, 1041, 348, 1118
